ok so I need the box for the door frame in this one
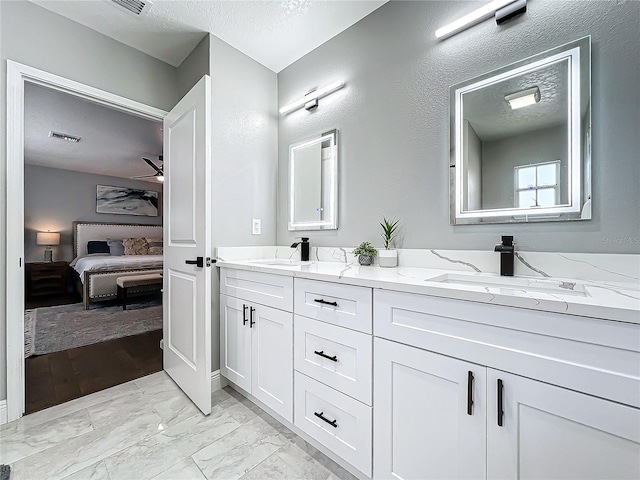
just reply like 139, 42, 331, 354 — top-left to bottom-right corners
5, 60, 168, 422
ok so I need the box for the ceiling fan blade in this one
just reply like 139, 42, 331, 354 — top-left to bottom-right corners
131, 174, 156, 179
142, 157, 163, 175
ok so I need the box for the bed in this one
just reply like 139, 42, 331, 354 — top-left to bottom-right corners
72, 221, 163, 309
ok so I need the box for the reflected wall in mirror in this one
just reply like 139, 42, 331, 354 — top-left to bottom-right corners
289, 129, 338, 230
450, 37, 591, 225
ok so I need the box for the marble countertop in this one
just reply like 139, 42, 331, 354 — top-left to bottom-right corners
216, 259, 640, 324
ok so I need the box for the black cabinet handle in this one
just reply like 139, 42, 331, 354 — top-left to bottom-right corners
314, 411, 338, 428
314, 350, 338, 362
497, 379, 504, 427
242, 304, 248, 326
314, 299, 338, 307
250, 307, 255, 328
467, 371, 474, 416
185, 257, 204, 268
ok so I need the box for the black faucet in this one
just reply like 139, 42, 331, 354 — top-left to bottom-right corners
494, 235, 515, 276
290, 237, 310, 261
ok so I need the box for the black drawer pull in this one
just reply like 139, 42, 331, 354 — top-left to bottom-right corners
497, 379, 504, 427
467, 371, 474, 416
314, 299, 338, 307
314, 411, 338, 428
314, 350, 338, 362
242, 304, 248, 326
250, 306, 255, 328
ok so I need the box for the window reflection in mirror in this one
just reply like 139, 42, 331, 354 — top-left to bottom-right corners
288, 130, 338, 231
450, 37, 591, 225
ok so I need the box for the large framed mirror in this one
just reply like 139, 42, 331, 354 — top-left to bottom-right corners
450, 37, 591, 225
288, 129, 338, 231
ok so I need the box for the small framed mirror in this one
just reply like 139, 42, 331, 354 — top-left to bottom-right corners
450, 37, 591, 225
288, 129, 338, 231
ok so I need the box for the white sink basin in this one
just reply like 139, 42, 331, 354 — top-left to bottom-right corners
248, 259, 314, 267
427, 273, 589, 297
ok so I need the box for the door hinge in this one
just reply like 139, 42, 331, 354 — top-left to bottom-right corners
206, 257, 214, 267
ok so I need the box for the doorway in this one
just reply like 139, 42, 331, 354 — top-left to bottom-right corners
6, 61, 168, 422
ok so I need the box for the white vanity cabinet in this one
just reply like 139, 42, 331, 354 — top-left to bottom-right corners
374, 289, 640, 480
220, 269, 294, 421
487, 370, 640, 480
374, 338, 487, 479
293, 278, 374, 476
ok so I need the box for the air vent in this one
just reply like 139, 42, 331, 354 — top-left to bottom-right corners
49, 131, 81, 143
110, 0, 153, 17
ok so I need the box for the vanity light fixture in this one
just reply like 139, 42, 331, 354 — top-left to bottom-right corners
435, 0, 518, 39
505, 86, 541, 110
279, 81, 344, 115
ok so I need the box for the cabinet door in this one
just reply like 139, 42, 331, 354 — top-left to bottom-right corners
374, 338, 486, 480
251, 303, 293, 422
220, 294, 252, 392
487, 370, 640, 479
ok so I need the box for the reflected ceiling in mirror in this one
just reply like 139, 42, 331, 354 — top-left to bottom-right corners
289, 129, 338, 231
450, 37, 591, 225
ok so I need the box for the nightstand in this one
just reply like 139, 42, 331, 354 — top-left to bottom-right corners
25, 261, 69, 299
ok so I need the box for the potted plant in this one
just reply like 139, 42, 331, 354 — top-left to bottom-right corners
353, 241, 377, 266
379, 216, 400, 267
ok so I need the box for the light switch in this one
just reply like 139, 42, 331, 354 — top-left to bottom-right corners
252, 218, 262, 235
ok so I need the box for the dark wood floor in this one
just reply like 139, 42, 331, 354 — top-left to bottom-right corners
25, 329, 163, 414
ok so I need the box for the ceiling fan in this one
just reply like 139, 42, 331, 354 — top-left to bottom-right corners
132, 155, 164, 182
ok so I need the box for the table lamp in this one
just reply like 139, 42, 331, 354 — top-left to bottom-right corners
36, 231, 61, 262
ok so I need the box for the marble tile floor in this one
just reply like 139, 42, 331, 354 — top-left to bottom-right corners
0, 372, 357, 480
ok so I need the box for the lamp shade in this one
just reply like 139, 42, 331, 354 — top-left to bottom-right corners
36, 232, 60, 246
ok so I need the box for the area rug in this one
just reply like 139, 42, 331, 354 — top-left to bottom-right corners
25, 300, 162, 357
0, 465, 10, 480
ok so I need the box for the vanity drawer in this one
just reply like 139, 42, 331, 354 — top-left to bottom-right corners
220, 268, 293, 311
374, 289, 640, 408
294, 315, 372, 405
294, 278, 372, 333
294, 372, 372, 476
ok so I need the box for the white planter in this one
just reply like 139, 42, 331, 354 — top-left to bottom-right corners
378, 249, 398, 268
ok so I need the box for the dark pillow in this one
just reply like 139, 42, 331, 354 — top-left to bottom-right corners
87, 240, 110, 255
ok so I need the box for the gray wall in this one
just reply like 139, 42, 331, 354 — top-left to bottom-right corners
24, 165, 163, 263
277, 0, 640, 255
208, 34, 279, 371
1, 1, 178, 400
177, 35, 210, 101
482, 125, 567, 209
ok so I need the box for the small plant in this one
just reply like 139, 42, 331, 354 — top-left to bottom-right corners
353, 242, 377, 257
380, 216, 400, 250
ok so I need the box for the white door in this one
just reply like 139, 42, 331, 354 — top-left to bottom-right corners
374, 338, 486, 480
163, 75, 212, 414
251, 304, 293, 421
487, 370, 640, 479
220, 294, 252, 392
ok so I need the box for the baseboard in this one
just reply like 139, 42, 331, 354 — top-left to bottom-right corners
211, 370, 228, 392
0, 400, 7, 425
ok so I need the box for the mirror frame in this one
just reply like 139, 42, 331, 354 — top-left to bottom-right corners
449, 36, 591, 225
288, 129, 338, 231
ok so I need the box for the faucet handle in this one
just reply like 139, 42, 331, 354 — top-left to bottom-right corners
501, 235, 514, 246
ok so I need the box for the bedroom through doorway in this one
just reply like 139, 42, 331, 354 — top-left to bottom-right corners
22, 82, 165, 414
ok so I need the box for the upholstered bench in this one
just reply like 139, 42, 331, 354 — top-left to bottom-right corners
116, 273, 163, 310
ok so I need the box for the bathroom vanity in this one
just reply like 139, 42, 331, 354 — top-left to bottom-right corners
218, 251, 639, 479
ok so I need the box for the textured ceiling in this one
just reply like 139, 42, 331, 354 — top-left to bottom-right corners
30, 0, 388, 72
25, 83, 163, 182
463, 60, 569, 141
